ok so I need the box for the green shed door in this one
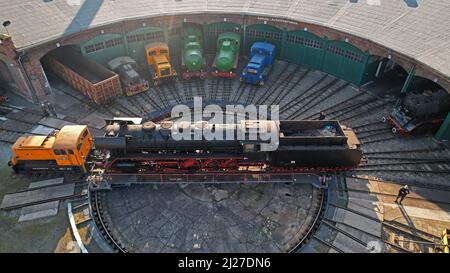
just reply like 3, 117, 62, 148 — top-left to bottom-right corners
436, 112, 450, 141
168, 25, 183, 67
81, 34, 127, 66
322, 41, 367, 85
244, 24, 283, 58
203, 22, 241, 54
283, 30, 325, 70
125, 27, 165, 66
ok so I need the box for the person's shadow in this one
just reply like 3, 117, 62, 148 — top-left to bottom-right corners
398, 204, 426, 252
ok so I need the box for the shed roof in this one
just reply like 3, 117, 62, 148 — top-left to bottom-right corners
1, 0, 449, 81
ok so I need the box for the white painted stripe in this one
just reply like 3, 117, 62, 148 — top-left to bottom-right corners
68, 202, 88, 253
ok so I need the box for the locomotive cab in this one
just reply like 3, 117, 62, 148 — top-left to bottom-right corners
145, 42, 177, 85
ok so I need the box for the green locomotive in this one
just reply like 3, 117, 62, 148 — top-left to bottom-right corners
211, 32, 240, 78
181, 26, 207, 80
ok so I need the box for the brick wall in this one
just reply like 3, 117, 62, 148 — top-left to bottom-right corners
0, 34, 34, 100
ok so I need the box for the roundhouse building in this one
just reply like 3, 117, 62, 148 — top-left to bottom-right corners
0, 0, 449, 139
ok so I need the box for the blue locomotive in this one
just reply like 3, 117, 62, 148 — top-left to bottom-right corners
240, 42, 275, 86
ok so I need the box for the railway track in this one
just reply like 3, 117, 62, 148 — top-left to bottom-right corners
382, 221, 442, 253
90, 191, 128, 253
231, 82, 246, 103
208, 77, 222, 101
255, 63, 295, 105
110, 98, 140, 117
244, 85, 259, 106
357, 130, 397, 145
303, 91, 371, 120
233, 83, 250, 104
347, 174, 450, 192
137, 90, 161, 111
151, 85, 170, 108
268, 68, 310, 106
127, 95, 151, 117
193, 78, 206, 99
278, 74, 331, 116
289, 190, 327, 252
163, 82, 183, 104
181, 79, 195, 102
221, 78, 234, 102
287, 81, 350, 120
6, 57, 447, 253
356, 143, 450, 177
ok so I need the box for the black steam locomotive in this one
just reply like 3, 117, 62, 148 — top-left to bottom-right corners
93, 118, 363, 176
386, 89, 450, 135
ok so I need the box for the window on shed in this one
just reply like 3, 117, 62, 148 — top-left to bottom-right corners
84, 44, 96, 53
136, 34, 146, 41
127, 35, 137, 43
94, 42, 105, 51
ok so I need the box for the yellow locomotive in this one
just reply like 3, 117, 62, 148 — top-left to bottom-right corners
8, 125, 93, 173
144, 42, 177, 85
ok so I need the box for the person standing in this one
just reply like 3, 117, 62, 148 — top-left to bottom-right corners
395, 185, 410, 204
41, 103, 50, 117
47, 102, 57, 117
319, 112, 326, 120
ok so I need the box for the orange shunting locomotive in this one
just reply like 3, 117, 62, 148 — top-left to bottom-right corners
8, 125, 93, 173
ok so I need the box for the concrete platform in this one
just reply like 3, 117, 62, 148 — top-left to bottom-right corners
346, 177, 450, 205
38, 117, 76, 129
0, 183, 74, 210
30, 125, 56, 136
18, 201, 59, 222
28, 177, 64, 189
78, 111, 110, 129
384, 203, 450, 223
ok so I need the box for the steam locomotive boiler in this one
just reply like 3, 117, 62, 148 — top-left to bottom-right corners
92, 118, 363, 182
386, 89, 450, 135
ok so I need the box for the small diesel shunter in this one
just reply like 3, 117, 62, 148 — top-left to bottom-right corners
144, 42, 177, 86
8, 125, 94, 173
241, 42, 275, 86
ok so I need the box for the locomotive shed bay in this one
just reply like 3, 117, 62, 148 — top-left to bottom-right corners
0, 0, 450, 253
